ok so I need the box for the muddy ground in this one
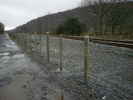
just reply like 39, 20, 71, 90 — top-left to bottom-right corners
0, 33, 76, 100
0, 33, 133, 100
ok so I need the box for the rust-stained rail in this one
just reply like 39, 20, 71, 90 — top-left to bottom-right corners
51, 35, 133, 49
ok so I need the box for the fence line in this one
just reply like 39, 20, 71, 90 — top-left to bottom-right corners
30, 33, 32, 50
9, 32, 89, 83
60, 34, 63, 70
39, 34, 42, 57
24, 33, 26, 47
27, 33, 30, 49
35, 32, 38, 53
47, 32, 50, 61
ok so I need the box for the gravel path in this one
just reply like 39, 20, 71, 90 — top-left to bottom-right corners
11, 33, 133, 100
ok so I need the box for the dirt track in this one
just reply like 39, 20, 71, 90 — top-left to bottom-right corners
0, 33, 75, 100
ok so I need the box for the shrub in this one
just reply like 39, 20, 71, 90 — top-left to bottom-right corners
0, 22, 4, 34
56, 17, 86, 36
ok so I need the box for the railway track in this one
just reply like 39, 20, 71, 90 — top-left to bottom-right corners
52, 35, 133, 49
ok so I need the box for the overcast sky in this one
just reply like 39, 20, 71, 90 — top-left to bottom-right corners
0, 0, 81, 30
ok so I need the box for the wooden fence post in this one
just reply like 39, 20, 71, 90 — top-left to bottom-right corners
26, 33, 27, 47
9, 33, 11, 38
24, 33, 26, 47
47, 32, 50, 61
84, 36, 89, 83
21, 33, 23, 44
60, 34, 63, 70
18, 34, 20, 43
39, 34, 42, 57
35, 32, 38, 53
17, 34, 19, 43
30, 33, 32, 50
23, 33, 24, 45
27, 33, 30, 49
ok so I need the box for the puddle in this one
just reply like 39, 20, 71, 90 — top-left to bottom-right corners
6, 45, 20, 50
13, 74, 32, 82
0, 45, 6, 47
6, 45, 17, 47
0, 77, 12, 88
32, 80, 47, 88
6, 45, 12, 47
1, 56, 11, 59
12, 54, 25, 58
0, 53, 10, 56
0, 59, 9, 64
9, 42, 15, 45
5, 42, 15, 45
0, 74, 31, 100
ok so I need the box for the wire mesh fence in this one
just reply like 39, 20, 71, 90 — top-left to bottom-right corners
9, 32, 89, 83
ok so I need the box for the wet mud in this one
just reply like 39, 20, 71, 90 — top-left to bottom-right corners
0, 33, 74, 100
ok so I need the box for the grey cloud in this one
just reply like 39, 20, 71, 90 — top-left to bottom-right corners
0, 0, 81, 30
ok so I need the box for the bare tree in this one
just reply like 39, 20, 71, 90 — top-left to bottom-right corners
108, 0, 133, 35
79, 0, 113, 35
36, 12, 51, 34
0, 22, 4, 34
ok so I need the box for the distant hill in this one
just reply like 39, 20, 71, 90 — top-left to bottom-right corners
10, 7, 98, 33
10, 1, 133, 34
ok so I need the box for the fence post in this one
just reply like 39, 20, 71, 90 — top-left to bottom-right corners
47, 32, 50, 61
24, 33, 26, 47
39, 34, 42, 57
35, 32, 38, 53
21, 33, 23, 44
30, 33, 32, 51
84, 36, 89, 83
18, 34, 20, 43
60, 34, 63, 70
27, 33, 30, 49
23, 33, 24, 45
10, 33, 12, 38
17, 34, 19, 43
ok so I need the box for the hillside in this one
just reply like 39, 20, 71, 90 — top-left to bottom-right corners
10, 7, 98, 33
10, 1, 133, 35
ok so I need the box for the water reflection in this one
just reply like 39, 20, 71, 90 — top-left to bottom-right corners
12, 54, 25, 58
1, 56, 11, 59
0, 53, 10, 56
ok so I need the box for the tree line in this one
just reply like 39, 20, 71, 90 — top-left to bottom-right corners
56, 17, 86, 36
79, 0, 133, 35
0, 22, 4, 34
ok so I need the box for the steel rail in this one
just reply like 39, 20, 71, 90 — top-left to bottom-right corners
51, 35, 133, 49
